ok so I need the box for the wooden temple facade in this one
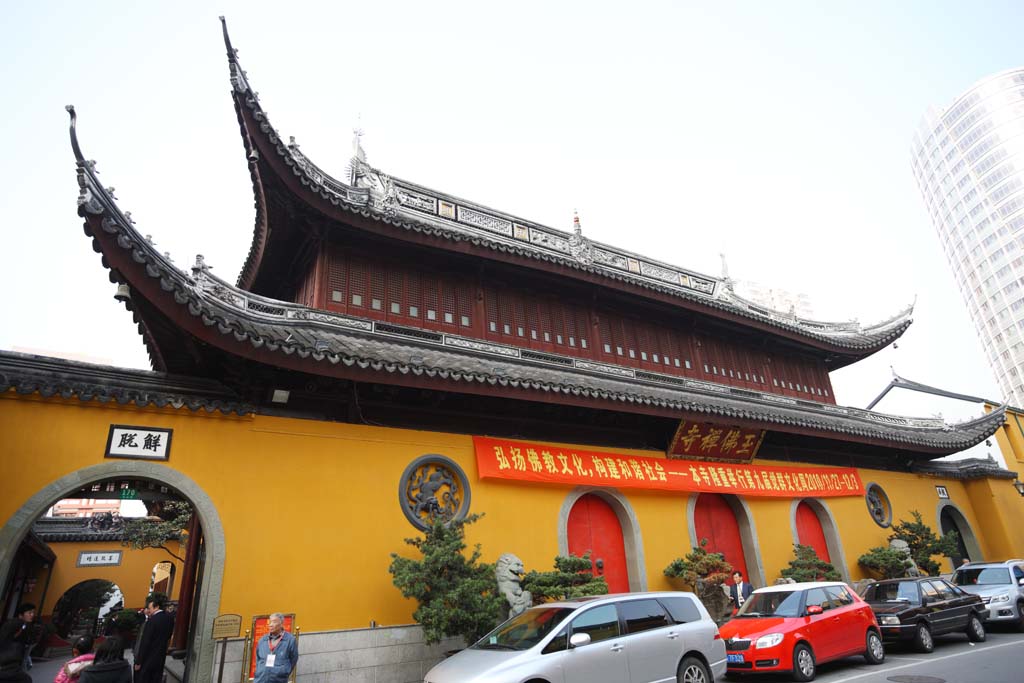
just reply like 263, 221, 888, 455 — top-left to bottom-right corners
2, 19, 1023, 683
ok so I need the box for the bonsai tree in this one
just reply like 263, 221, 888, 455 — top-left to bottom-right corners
389, 514, 505, 646
521, 553, 608, 604
664, 539, 732, 622
858, 545, 914, 579
780, 544, 840, 582
889, 511, 960, 576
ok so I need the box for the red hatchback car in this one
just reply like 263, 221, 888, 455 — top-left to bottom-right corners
718, 581, 884, 681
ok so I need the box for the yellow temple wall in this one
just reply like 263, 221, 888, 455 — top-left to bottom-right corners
4, 391, 1024, 635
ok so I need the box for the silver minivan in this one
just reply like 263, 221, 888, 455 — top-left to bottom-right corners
424, 591, 727, 683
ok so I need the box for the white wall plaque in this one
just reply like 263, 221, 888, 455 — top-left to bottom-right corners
77, 551, 123, 567
105, 425, 172, 461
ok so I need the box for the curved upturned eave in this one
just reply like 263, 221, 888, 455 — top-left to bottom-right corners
67, 106, 1002, 457
218, 21, 912, 362
222, 17, 269, 292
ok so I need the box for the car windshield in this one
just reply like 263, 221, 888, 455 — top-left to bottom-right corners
472, 607, 574, 651
954, 568, 1011, 586
735, 590, 803, 618
864, 582, 919, 604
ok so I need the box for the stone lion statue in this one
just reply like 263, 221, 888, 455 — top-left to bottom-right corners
889, 539, 923, 577
496, 553, 533, 618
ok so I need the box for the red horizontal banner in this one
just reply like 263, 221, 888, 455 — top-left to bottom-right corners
474, 436, 864, 498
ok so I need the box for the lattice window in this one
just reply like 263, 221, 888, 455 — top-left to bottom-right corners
349, 259, 367, 308
327, 250, 347, 311
387, 269, 404, 321
423, 274, 440, 323
457, 282, 474, 328
498, 290, 514, 335
407, 270, 422, 318
370, 262, 386, 314
441, 278, 457, 326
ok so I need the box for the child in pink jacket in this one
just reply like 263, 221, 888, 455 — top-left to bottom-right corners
54, 636, 95, 683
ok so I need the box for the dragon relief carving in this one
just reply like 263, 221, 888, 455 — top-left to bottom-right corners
495, 553, 533, 618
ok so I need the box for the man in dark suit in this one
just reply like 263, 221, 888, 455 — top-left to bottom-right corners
728, 571, 753, 610
133, 595, 174, 683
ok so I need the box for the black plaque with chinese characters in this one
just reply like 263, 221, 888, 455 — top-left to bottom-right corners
104, 424, 172, 461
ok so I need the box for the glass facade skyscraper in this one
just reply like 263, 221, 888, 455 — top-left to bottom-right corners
912, 68, 1024, 405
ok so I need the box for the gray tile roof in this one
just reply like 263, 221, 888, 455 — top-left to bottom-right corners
0, 347, 252, 416
221, 19, 913, 356
62, 103, 1006, 456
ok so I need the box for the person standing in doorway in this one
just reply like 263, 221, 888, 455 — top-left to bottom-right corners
253, 614, 298, 683
132, 595, 173, 683
728, 571, 753, 611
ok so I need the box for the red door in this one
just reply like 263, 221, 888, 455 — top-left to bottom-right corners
693, 493, 750, 580
795, 501, 831, 563
567, 494, 629, 592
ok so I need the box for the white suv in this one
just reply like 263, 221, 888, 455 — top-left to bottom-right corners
424, 591, 727, 683
951, 560, 1024, 629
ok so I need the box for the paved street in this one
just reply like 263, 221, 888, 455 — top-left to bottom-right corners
734, 627, 1024, 683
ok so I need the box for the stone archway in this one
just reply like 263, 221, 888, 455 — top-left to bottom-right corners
0, 462, 225, 683
687, 494, 766, 588
789, 498, 849, 581
936, 501, 984, 570
558, 487, 647, 592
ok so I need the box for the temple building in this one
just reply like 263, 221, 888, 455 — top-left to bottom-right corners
2, 19, 1023, 683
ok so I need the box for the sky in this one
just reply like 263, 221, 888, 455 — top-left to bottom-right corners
1, 0, 1021, 463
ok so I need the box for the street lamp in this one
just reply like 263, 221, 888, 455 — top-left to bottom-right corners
1014, 478, 1024, 497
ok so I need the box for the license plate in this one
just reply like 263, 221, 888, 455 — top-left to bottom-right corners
727, 654, 745, 664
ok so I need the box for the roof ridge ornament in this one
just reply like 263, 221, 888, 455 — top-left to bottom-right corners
568, 210, 593, 265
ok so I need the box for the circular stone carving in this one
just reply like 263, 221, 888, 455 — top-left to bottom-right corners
864, 483, 892, 528
399, 455, 471, 531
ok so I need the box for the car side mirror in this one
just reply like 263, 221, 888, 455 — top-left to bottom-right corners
806, 605, 823, 616
569, 633, 591, 648
921, 597, 929, 606
1018, 578, 1024, 586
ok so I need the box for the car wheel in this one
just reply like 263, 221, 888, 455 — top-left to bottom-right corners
1017, 602, 1024, 632
792, 643, 815, 682
677, 656, 711, 683
912, 623, 933, 653
966, 613, 986, 642
863, 630, 885, 665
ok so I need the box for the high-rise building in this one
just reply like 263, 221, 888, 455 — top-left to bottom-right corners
912, 68, 1024, 405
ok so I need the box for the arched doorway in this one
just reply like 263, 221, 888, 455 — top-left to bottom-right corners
789, 498, 847, 579
937, 502, 982, 569
558, 487, 646, 592
795, 501, 830, 562
52, 579, 124, 640
567, 494, 629, 592
151, 562, 176, 597
692, 493, 750, 581
0, 462, 224, 683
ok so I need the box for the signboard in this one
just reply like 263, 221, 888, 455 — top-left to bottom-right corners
77, 550, 122, 567
474, 436, 864, 498
936, 485, 950, 499
211, 614, 242, 640
246, 614, 295, 681
105, 425, 172, 461
668, 420, 764, 461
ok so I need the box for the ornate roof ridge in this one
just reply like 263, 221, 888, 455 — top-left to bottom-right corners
217, 20, 913, 357
64, 110, 1002, 454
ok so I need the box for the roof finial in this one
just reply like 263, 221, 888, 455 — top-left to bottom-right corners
719, 252, 730, 280
573, 209, 581, 236
352, 113, 367, 164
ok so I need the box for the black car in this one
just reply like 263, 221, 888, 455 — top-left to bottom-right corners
861, 578, 987, 652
